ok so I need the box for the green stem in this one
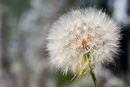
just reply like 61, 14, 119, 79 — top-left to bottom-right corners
90, 67, 98, 87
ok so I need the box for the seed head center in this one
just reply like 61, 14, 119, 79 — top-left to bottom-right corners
74, 34, 94, 50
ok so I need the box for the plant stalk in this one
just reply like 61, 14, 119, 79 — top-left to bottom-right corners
90, 67, 98, 87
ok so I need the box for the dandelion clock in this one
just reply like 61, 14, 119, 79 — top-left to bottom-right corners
47, 8, 121, 87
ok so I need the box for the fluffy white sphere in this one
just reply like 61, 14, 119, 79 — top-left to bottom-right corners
47, 8, 121, 76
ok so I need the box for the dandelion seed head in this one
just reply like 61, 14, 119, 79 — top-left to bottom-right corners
47, 8, 121, 75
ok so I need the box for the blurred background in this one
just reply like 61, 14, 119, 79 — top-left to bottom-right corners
0, 0, 130, 87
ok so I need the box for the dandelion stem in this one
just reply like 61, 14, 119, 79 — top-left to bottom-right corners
90, 67, 98, 87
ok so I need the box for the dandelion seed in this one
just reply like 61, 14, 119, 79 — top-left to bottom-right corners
47, 7, 121, 86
